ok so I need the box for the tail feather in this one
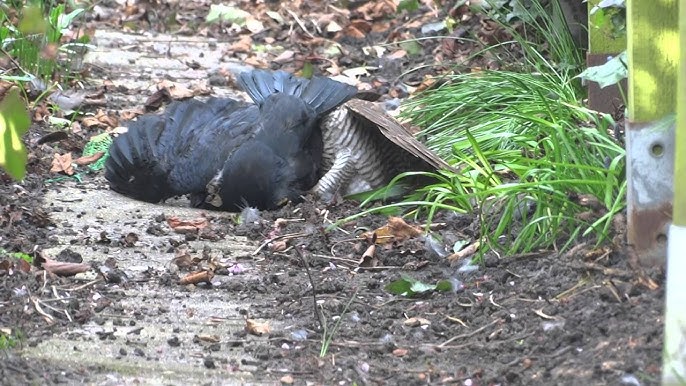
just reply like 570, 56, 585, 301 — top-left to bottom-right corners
105, 117, 177, 203
105, 97, 246, 203
237, 70, 357, 116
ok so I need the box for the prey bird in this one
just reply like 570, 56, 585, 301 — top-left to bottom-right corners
105, 70, 358, 211
314, 98, 455, 201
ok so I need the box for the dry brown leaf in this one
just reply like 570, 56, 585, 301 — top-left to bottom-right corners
244, 56, 269, 68
359, 244, 377, 267
404, 317, 431, 327
41, 258, 91, 277
387, 49, 407, 60
359, 217, 423, 245
268, 240, 288, 252
343, 25, 365, 39
82, 110, 118, 129
119, 108, 145, 121
155, 79, 195, 100
179, 270, 214, 285
272, 49, 295, 64
446, 241, 480, 262
50, 153, 74, 175
73, 151, 104, 166
229, 35, 253, 53
392, 348, 408, 357
167, 216, 210, 234
245, 319, 270, 336
195, 334, 221, 343
350, 20, 372, 33
357, 0, 396, 20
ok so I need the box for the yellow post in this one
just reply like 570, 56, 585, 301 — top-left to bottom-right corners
663, 0, 686, 382
625, 0, 678, 263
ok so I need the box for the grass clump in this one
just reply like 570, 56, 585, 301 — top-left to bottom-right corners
0, 2, 89, 85
394, 0, 625, 255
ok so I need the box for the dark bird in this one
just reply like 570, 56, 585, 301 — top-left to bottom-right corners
104, 70, 358, 211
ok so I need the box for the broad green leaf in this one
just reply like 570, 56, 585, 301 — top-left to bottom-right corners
399, 40, 423, 56
410, 280, 437, 293
0, 87, 30, 180
398, 0, 419, 12
385, 275, 452, 297
576, 51, 627, 88
384, 277, 413, 295
435, 280, 454, 292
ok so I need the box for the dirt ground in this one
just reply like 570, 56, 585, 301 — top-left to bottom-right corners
1, 1, 664, 385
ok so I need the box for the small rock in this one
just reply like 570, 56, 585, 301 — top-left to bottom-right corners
204, 357, 216, 369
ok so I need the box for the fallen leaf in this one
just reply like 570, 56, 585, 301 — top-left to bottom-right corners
50, 153, 74, 175
446, 241, 480, 262
272, 50, 295, 64
167, 216, 210, 234
73, 151, 104, 166
404, 317, 431, 327
359, 244, 378, 267
326, 21, 342, 33
343, 25, 365, 39
392, 348, 408, 357
154, 80, 195, 100
269, 240, 288, 252
245, 18, 264, 33
229, 35, 253, 53
245, 319, 270, 335
41, 258, 91, 276
81, 110, 118, 129
195, 334, 221, 343
359, 217, 423, 244
179, 270, 214, 285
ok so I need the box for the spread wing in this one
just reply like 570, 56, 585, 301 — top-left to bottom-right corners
342, 98, 457, 172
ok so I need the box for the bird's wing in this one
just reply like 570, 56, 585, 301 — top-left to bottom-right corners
238, 69, 358, 116
342, 98, 457, 172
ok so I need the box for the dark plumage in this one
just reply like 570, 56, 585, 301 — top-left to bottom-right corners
105, 70, 358, 211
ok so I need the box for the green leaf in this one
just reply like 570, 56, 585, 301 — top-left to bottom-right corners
0, 87, 30, 180
385, 277, 414, 295
19, 5, 47, 35
58, 8, 85, 31
385, 275, 452, 297
397, 0, 419, 12
410, 280, 437, 293
435, 280, 454, 292
301, 62, 314, 79
576, 51, 627, 88
206, 4, 249, 25
399, 40, 423, 56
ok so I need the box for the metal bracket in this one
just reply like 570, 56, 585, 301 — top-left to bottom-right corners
626, 116, 675, 264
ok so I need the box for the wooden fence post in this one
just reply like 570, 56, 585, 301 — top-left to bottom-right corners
662, 0, 686, 382
625, 0, 678, 264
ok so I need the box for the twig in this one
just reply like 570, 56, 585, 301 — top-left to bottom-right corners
294, 246, 324, 330
252, 232, 308, 255
438, 318, 501, 347
310, 253, 361, 265
68, 278, 103, 291
30, 297, 55, 324
285, 9, 315, 39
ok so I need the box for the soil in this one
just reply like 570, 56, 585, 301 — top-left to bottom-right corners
0, 1, 663, 385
